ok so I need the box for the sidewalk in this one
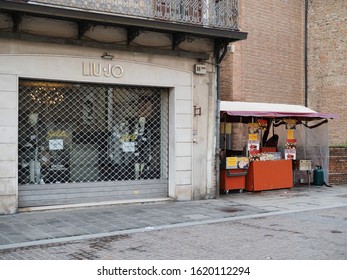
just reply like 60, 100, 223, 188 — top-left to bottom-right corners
1, 184, 347, 250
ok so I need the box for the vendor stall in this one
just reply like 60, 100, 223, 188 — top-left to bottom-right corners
219, 101, 337, 192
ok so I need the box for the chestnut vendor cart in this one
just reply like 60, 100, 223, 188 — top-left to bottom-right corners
219, 101, 337, 193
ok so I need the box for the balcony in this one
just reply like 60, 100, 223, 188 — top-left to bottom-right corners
28, 0, 240, 30
1, 0, 247, 59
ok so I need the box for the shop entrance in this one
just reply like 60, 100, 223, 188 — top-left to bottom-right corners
18, 79, 169, 208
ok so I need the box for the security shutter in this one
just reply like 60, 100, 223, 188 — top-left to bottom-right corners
18, 79, 169, 208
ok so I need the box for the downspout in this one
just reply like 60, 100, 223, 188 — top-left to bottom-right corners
305, 0, 308, 107
215, 43, 229, 199
214, 1, 245, 199
304, 0, 309, 162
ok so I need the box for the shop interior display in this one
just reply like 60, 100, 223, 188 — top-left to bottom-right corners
18, 80, 167, 186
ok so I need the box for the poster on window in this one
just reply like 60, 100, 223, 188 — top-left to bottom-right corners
286, 139, 297, 149
122, 141, 136, 153
248, 123, 260, 134
285, 149, 296, 160
287, 129, 295, 140
226, 157, 238, 169
258, 119, 268, 130
237, 157, 250, 169
248, 133, 258, 141
285, 119, 297, 130
248, 140, 260, 154
49, 139, 64, 150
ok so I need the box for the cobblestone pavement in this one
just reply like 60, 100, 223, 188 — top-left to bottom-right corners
0, 205, 346, 260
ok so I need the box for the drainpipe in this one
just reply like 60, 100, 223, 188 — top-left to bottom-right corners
304, 0, 310, 160
215, 43, 229, 199
215, 49, 221, 200
305, 0, 308, 107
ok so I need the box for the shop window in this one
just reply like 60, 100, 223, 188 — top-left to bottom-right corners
18, 80, 169, 185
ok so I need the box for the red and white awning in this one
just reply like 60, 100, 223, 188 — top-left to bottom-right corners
220, 101, 337, 119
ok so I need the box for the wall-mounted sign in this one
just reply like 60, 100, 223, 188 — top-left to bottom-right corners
82, 62, 124, 78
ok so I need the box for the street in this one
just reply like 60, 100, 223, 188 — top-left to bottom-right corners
1, 205, 346, 260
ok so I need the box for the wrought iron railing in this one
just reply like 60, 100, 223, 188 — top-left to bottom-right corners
28, 0, 239, 30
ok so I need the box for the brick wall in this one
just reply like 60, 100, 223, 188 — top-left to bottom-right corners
220, 0, 347, 184
219, 0, 306, 161
307, 0, 347, 147
221, 0, 347, 147
221, 0, 305, 104
329, 147, 347, 185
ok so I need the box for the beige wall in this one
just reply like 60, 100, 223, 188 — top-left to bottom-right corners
0, 75, 18, 214
0, 13, 218, 213
308, 0, 347, 146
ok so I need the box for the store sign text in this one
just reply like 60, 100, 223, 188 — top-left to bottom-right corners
82, 62, 124, 78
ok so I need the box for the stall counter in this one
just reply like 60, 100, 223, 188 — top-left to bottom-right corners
245, 159, 293, 191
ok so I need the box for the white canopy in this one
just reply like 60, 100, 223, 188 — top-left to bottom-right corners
220, 101, 336, 119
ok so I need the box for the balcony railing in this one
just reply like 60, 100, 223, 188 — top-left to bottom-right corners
28, 0, 239, 30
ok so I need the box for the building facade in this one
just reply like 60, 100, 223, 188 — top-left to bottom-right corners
221, 0, 305, 104
307, 0, 347, 147
307, 0, 347, 184
0, 0, 247, 214
220, 0, 305, 150
220, 0, 346, 183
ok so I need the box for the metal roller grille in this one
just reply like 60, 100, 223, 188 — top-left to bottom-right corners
18, 80, 169, 185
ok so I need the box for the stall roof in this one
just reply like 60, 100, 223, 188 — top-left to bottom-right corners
220, 101, 337, 119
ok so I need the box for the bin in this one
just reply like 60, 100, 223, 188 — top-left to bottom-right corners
220, 169, 247, 192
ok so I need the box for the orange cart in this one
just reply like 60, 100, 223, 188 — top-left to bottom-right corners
245, 159, 293, 191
